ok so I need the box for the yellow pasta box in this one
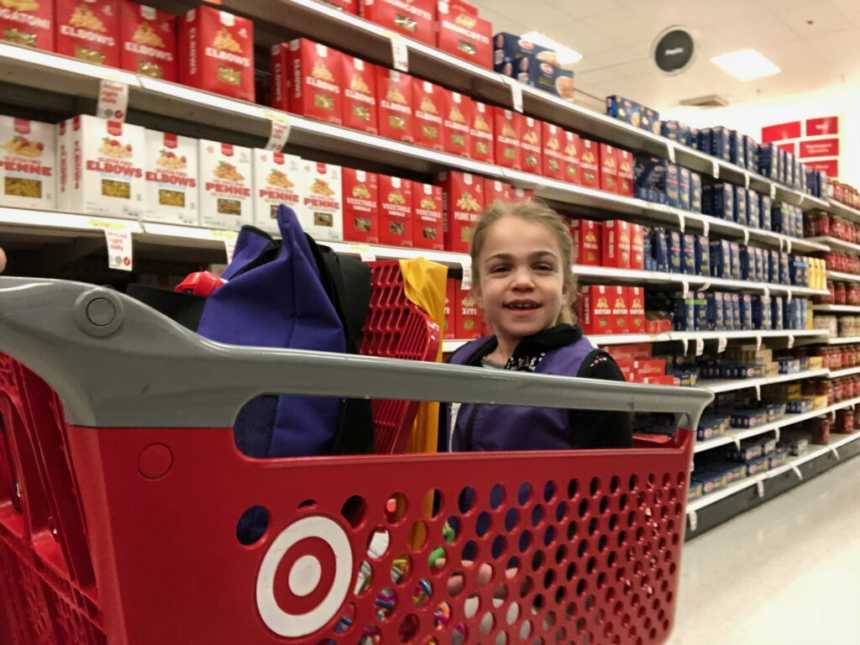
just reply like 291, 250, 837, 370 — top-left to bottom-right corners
143, 130, 198, 226
0, 117, 56, 210
299, 161, 343, 241
252, 148, 305, 234
67, 115, 145, 219
199, 138, 253, 230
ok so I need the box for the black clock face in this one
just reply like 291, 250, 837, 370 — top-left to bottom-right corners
655, 29, 694, 74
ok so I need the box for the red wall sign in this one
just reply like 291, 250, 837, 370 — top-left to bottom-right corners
800, 138, 839, 158
762, 121, 801, 143
806, 116, 839, 136
805, 159, 839, 177
778, 142, 796, 154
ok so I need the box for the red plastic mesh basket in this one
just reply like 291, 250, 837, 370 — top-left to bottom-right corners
360, 261, 441, 454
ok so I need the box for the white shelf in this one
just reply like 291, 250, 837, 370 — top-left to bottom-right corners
807, 236, 860, 255
697, 368, 829, 395
827, 200, 860, 224
588, 333, 674, 346
687, 431, 860, 512
830, 366, 860, 379
813, 304, 860, 314
828, 271, 860, 283
695, 395, 860, 453
821, 336, 860, 345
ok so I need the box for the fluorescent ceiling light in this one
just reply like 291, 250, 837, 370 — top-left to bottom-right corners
520, 31, 583, 66
710, 49, 781, 81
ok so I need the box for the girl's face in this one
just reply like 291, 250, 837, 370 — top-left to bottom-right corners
474, 215, 567, 343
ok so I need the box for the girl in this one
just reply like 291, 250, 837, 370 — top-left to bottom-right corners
443, 201, 633, 451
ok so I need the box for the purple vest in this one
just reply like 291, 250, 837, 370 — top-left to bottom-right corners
446, 335, 595, 451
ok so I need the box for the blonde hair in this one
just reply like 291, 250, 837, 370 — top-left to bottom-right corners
470, 200, 577, 325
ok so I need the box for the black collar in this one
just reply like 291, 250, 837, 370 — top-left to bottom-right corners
461, 324, 583, 368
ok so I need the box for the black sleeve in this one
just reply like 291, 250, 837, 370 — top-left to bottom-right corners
568, 350, 634, 449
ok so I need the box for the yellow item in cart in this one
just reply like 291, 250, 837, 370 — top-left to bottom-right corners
399, 258, 448, 454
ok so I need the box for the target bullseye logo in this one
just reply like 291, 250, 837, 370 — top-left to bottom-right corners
257, 516, 353, 638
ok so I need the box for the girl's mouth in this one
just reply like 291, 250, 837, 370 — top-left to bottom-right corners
504, 300, 541, 310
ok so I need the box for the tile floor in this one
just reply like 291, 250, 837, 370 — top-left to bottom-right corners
668, 458, 860, 644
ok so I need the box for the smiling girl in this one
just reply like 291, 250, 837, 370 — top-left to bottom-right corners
443, 201, 633, 451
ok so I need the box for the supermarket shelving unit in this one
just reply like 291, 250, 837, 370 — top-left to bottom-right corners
1, 0, 859, 544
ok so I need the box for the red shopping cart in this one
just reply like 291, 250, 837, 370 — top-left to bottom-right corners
0, 277, 712, 645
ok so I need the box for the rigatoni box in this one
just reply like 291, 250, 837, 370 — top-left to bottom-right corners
436, 0, 492, 68
0, 0, 53, 50
360, 0, 436, 45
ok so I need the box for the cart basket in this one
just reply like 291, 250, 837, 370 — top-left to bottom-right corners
0, 277, 712, 645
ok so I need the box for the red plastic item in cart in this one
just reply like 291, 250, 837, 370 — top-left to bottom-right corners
1, 0, 53, 50
175, 271, 225, 297
378, 175, 414, 246
377, 68, 415, 142
119, 0, 176, 81
413, 79, 445, 150
55, 0, 119, 67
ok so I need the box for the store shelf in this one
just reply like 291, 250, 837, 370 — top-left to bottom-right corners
697, 368, 829, 395
827, 200, 860, 224
687, 431, 860, 513
829, 366, 860, 379
694, 395, 860, 454
807, 236, 860, 255
828, 270, 860, 283
819, 336, 860, 345
813, 304, 860, 314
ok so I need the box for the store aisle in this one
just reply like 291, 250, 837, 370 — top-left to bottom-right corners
668, 459, 860, 645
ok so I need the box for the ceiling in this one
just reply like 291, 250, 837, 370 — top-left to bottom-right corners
468, 0, 860, 112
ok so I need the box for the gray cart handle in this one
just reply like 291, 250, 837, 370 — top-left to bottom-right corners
0, 277, 713, 429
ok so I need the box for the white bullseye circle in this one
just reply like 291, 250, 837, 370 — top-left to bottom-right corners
290, 555, 322, 597
256, 515, 353, 638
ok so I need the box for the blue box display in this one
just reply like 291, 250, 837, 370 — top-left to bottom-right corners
661, 120, 681, 142
740, 245, 753, 280
772, 295, 784, 329
753, 295, 772, 330
668, 230, 682, 273
743, 135, 756, 170
641, 107, 660, 135
494, 32, 551, 64
705, 183, 734, 221
711, 127, 731, 161
768, 249, 779, 283
695, 235, 709, 276
707, 292, 724, 330
729, 242, 742, 279
740, 294, 753, 330
759, 195, 772, 229
697, 128, 712, 154
679, 167, 691, 210
682, 233, 696, 274
653, 227, 669, 272
779, 149, 789, 185
674, 296, 695, 330
733, 186, 747, 225
665, 163, 680, 207
710, 239, 729, 278
690, 173, 702, 212
729, 130, 742, 167
694, 292, 708, 330
779, 253, 790, 284
759, 144, 778, 179
748, 191, 760, 229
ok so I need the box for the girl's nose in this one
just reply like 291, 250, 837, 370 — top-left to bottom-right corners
511, 266, 536, 289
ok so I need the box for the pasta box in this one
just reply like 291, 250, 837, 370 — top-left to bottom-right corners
456, 288, 480, 339
199, 139, 252, 230
56, 0, 119, 66
602, 219, 631, 268
606, 95, 641, 128
377, 68, 415, 143
0, 0, 53, 50
252, 149, 303, 234
599, 143, 619, 193
0, 116, 55, 210
493, 32, 550, 67
494, 107, 522, 170
630, 223, 645, 269
413, 79, 445, 150
341, 55, 378, 134
441, 170, 484, 253
609, 286, 629, 333
143, 129, 198, 226
119, 0, 176, 81
563, 130, 581, 185
443, 90, 472, 157
68, 115, 145, 219
436, 0, 492, 68
360, 0, 436, 45
378, 175, 413, 247
179, 7, 254, 102
579, 138, 599, 189
300, 161, 343, 241
342, 167, 379, 243
413, 181, 444, 250
573, 218, 601, 266
520, 116, 542, 175
469, 100, 493, 162
484, 178, 512, 207
627, 286, 645, 333
541, 122, 565, 180
617, 150, 634, 196
286, 39, 343, 124
580, 285, 612, 335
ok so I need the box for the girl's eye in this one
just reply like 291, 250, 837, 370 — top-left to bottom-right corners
489, 264, 509, 274
534, 263, 556, 272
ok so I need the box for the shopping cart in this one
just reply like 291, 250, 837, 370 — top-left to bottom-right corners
0, 276, 712, 645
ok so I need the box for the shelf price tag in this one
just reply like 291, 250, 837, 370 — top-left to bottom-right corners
756, 480, 765, 498
354, 244, 376, 263
786, 238, 792, 254
460, 258, 473, 290
387, 32, 409, 72
830, 446, 840, 460
791, 465, 803, 480
754, 384, 761, 401
744, 172, 751, 190
717, 335, 727, 354
680, 278, 690, 299
687, 510, 698, 532
665, 141, 676, 163
211, 229, 239, 264
501, 76, 524, 113
786, 289, 793, 303
695, 337, 705, 357
787, 334, 795, 349
756, 335, 763, 352
770, 183, 777, 200
89, 218, 135, 272
97, 79, 129, 121
675, 211, 685, 233
680, 336, 689, 355
702, 219, 709, 239
711, 160, 720, 179
743, 228, 749, 245
798, 194, 806, 207
263, 110, 291, 151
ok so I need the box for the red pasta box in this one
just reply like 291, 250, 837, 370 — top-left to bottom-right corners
443, 91, 472, 157
579, 138, 599, 189
56, 0, 119, 67
342, 167, 379, 243
341, 55, 378, 134
573, 218, 601, 266
288, 39, 343, 124
441, 170, 484, 252
563, 130, 581, 185
436, 0, 492, 69
1, 0, 53, 50
605, 343, 652, 362
120, 0, 176, 81
602, 219, 631, 268
179, 7, 254, 102
484, 178, 512, 207
580, 285, 612, 335
444, 278, 458, 340
377, 68, 414, 143
360, 0, 435, 45
630, 223, 645, 269
542, 122, 565, 179
618, 149, 634, 196
378, 175, 414, 247
457, 288, 480, 339
413, 181, 444, 249
632, 358, 666, 379
318, 0, 358, 11
470, 100, 493, 163
609, 285, 629, 334
413, 79, 445, 150
627, 286, 645, 333
494, 107, 522, 170
599, 143, 619, 193
521, 116, 542, 175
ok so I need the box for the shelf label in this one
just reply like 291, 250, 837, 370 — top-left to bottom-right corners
830, 446, 840, 460
770, 183, 777, 200
675, 211, 685, 233
786, 289, 793, 304
695, 337, 704, 356
785, 238, 792, 254
211, 229, 238, 264
711, 160, 720, 179
744, 172, 751, 190
665, 141, 676, 163
798, 194, 805, 207
756, 480, 765, 498
756, 335, 763, 352
687, 510, 698, 532
97, 79, 129, 121
460, 258, 473, 290
743, 229, 749, 245
263, 110, 291, 151
680, 278, 690, 299
787, 334, 795, 349
501, 76, 524, 113
702, 219, 709, 239
388, 32, 409, 72
680, 337, 689, 355
354, 244, 376, 262
717, 335, 727, 354
792, 465, 803, 480
754, 384, 761, 401
89, 218, 135, 271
